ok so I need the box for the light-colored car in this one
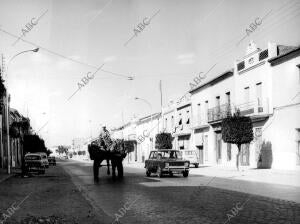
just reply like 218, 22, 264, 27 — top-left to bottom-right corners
182, 150, 199, 168
24, 153, 46, 174
145, 149, 190, 177
36, 152, 49, 168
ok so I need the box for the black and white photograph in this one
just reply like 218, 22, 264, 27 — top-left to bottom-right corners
0, 0, 300, 223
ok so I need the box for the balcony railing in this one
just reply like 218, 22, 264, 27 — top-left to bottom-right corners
236, 98, 269, 116
207, 103, 231, 123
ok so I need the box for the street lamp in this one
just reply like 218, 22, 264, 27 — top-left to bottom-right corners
7, 48, 39, 65
4, 48, 39, 174
134, 97, 153, 124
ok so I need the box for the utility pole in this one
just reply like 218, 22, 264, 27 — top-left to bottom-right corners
159, 80, 163, 132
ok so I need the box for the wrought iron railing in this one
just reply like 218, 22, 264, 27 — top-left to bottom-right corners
207, 103, 231, 123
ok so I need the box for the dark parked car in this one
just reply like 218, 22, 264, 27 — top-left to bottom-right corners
145, 149, 190, 177
48, 156, 56, 166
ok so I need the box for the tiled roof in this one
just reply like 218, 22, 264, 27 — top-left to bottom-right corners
189, 69, 234, 94
277, 45, 298, 56
269, 45, 300, 65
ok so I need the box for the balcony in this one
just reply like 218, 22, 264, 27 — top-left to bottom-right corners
207, 103, 231, 123
236, 98, 269, 116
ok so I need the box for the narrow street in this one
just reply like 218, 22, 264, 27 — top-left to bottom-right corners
61, 160, 300, 224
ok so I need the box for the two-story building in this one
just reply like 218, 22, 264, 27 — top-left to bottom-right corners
190, 69, 234, 166
189, 41, 300, 170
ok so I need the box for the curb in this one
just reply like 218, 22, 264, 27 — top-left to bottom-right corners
0, 174, 13, 184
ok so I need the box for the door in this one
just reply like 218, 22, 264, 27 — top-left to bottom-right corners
196, 146, 204, 164
241, 144, 250, 166
204, 135, 208, 161
199, 147, 204, 164
216, 133, 222, 164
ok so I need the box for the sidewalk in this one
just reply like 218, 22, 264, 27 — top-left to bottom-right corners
189, 165, 300, 187
0, 168, 12, 183
123, 161, 300, 187
0, 164, 103, 224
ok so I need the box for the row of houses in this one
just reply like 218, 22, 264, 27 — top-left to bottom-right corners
0, 65, 32, 173
111, 41, 300, 170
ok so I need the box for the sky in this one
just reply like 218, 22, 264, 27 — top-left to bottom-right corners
0, 0, 299, 147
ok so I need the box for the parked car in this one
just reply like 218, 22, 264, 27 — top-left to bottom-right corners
182, 150, 199, 168
145, 149, 190, 177
48, 156, 56, 166
37, 152, 49, 168
24, 153, 46, 174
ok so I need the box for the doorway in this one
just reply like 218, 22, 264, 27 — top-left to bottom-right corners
241, 143, 250, 166
196, 146, 204, 164
215, 133, 222, 164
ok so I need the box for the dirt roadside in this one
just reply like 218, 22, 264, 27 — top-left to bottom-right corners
0, 163, 105, 224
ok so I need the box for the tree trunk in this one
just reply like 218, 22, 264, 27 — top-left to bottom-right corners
236, 144, 241, 171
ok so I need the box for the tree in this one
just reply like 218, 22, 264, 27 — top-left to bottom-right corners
0, 68, 6, 113
46, 149, 52, 156
155, 132, 173, 149
23, 134, 47, 154
57, 145, 69, 155
221, 110, 253, 170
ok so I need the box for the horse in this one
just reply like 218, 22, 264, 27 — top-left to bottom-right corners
88, 139, 128, 181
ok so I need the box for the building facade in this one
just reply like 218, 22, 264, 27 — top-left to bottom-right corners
111, 42, 299, 170
189, 42, 300, 170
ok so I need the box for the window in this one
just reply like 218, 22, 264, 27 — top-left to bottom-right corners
225, 92, 231, 115
259, 49, 268, 61
186, 110, 190, 124
216, 96, 220, 107
205, 101, 208, 122
197, 103, 201, 125
244, 87, 250, 103
171, 116, 174, 128
226, 92, 231, 105
216, 96, 220, 119
165, 118, 168, 130
178, 113, 182, 125
256, 82, 262, 106
237, 61, 245, 71
149, 151, 157, 159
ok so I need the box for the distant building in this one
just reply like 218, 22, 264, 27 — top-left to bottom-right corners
71, 138, 85, 154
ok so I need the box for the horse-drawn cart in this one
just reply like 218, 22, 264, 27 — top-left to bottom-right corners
88, 139, 135, 180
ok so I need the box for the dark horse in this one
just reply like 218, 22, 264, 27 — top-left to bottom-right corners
88, 140, 127, 181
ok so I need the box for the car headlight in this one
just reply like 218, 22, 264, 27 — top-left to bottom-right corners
184, 162, 189, 167
165, 163, 169, 168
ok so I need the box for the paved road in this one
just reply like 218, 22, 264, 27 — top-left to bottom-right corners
60, 160, 300, 224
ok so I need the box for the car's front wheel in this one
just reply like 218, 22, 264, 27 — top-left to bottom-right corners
146, 169, 151, 177
183, 171, 189, 177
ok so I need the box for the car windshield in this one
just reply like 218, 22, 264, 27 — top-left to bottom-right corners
25, 155, 41, 160
159, 151, 182, 159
